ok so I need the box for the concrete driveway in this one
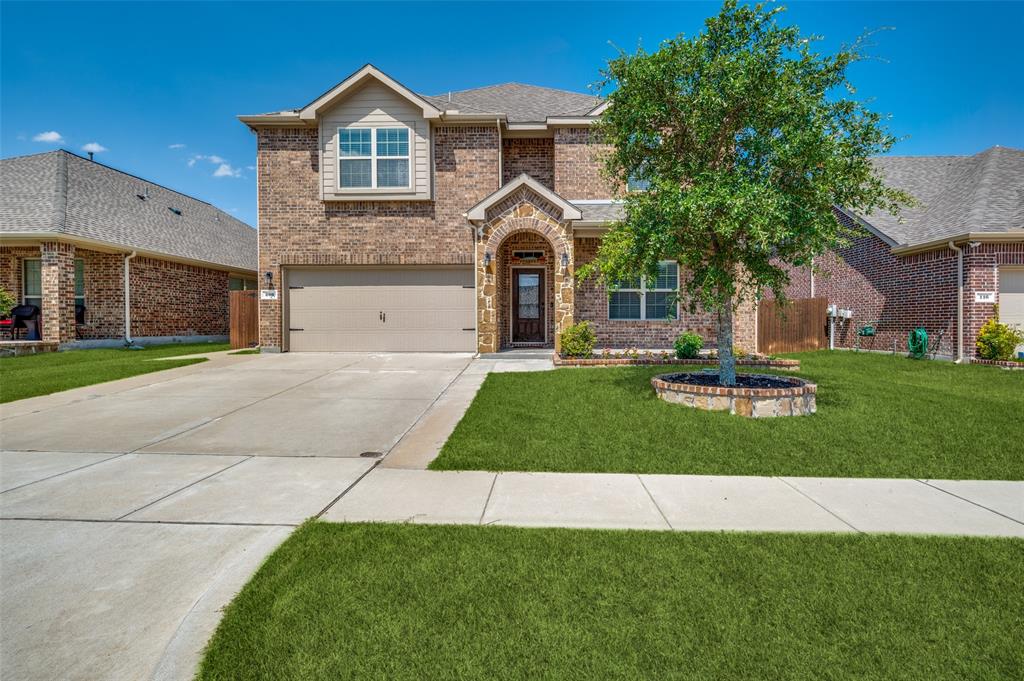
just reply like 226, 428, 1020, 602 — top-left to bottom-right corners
0, 351, 474, 680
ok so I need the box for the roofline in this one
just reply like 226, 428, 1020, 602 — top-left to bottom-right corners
833, 205, 899, 248
3, 149, 249, 223
890, 231, 1024, 256
298, 64, 442, 121
466, 174, 582, 222
0, 232, 257, 275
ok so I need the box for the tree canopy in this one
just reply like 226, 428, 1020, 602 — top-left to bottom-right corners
581, 0, 909, 384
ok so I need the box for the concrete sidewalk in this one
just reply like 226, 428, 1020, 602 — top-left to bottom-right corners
323, 469, 1024, 537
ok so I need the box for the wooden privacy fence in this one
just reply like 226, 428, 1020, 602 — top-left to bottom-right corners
229, 290, 258, 349
757, 297, 828, 354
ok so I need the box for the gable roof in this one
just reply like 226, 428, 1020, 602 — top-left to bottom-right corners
854, 146, 1024, 248
0, 150, 256, 272
467, 174, 583, 222
299, 64, 442, 121
421, 83, 602, 124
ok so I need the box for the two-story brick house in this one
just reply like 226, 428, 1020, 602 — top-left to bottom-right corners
241, 64, 753, 354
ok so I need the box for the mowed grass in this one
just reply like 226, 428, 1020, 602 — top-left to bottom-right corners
432, 351, 1024, 479
198, 523, 1024, 681
0, 342, 228, 403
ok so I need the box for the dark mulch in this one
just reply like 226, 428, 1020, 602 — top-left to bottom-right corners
660, 372, 798, 389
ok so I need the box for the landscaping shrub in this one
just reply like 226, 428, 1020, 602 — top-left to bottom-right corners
976, 313, 1024, 360
0, 288, 15, 316
560, 321, 596, 357
674, 331, 704, 359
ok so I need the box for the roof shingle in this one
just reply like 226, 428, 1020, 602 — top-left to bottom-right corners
1, 150, 256, 271
421, 83, 601, 123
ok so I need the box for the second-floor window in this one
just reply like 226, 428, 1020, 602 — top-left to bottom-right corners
338, 127, 410, 189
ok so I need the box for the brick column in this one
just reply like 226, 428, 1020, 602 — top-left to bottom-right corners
40, 241, 76, 343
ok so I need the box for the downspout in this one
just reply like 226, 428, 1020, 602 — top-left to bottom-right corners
123, 251, 137, 345
809, 258, 815, 297
948, 240, 963, 363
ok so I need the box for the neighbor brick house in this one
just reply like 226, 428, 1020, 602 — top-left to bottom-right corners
777, 147, 1024, 360
241, 64, 753, 354
0, 150, 257, 348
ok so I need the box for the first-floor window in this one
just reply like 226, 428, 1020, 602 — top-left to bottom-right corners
338, 126, 410, 189
608, 261, 678, 320
21, 258, 84, 309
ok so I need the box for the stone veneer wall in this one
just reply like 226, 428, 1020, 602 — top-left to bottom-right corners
477, 186, 574, 353
255, 125, 499, 350
573, 237, 757, 351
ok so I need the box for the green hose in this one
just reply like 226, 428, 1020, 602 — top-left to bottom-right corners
908, 327, 928, 359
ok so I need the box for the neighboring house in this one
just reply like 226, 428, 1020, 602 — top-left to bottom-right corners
0, 150, 257, 347
779, 146, 1024, 360
240, 64, 755, 354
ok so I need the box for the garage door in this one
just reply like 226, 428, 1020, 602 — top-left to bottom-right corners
999, 267, 1024, 355
286, 267, 475, 352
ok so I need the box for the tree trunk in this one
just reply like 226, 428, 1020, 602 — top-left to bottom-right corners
716, 294, 737, 386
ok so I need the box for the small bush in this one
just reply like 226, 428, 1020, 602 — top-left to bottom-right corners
976, 315, 1024, 361
0, 288, 15, 316
560, 321, 596, 358
674, 331, 704, 359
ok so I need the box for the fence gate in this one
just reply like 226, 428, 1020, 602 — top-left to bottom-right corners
229, 290, 258, 349
757, 297, 828, 354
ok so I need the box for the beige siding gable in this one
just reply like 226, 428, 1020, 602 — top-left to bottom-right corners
320, 81, 431, 201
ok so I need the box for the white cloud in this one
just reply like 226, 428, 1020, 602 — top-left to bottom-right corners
81, 142, 107, 154
213, 163, 242, 178
169, 143, 186, 149
33, 131, 64, 143
246, 165, 256, 171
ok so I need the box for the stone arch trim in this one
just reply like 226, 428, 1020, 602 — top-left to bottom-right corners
476, 202, 575, 354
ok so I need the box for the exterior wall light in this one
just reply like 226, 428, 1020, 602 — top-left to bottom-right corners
561, 252, 569, 268
263, 271, 273, 288
483, 252, 492, 267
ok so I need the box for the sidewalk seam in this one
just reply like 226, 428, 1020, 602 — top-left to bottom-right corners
637, 475, 674, 530
478, 473, 498, 525
116, 456, 254, 520
916, 479, 1024, 527
0, 452, 129, 495
776, 477, 863, 533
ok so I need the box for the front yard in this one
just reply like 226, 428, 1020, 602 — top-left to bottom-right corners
0, 342, 229, 403
198, 522, 1023, 680
431, 351, 1024, 480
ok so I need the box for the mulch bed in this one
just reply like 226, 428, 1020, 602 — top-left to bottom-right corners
660, 372, 800, 390
555, 355, 801, 370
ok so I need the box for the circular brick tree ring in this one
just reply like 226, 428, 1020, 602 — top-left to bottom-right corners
651, 373, 817, 418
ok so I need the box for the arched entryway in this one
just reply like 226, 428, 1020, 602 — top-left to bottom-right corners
496, 231, 556, 348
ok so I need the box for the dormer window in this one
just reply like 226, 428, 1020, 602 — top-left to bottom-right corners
338, 126, 410, 189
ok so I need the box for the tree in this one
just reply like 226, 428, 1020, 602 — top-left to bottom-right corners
581, 0, 909, 385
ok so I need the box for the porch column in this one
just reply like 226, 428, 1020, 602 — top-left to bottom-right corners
40, 241, 76, 344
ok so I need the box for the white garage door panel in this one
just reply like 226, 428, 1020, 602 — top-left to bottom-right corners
287, 267, 475, 352
999, 268, 1024, 328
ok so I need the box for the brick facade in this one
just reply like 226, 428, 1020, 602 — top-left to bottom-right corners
502, 138, 554, 189
776, 232, 1024, 358
573, 238, 757, 351
256, 125, 500, 350
0, 245, 232, 343
553, 128, 615, 199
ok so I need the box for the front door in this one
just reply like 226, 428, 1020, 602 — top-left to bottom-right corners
512, 268, 545, 343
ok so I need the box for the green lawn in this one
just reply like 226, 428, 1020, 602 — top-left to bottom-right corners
0, 342, 228, 403
198, 523, 1024, 681
432, 351, 1024, 479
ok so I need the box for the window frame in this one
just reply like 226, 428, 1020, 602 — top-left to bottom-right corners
608, 260, 678, 321
336, 125, 412, 191
21, 257, 85, 309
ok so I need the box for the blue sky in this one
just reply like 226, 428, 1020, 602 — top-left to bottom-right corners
2, 1, 1022, 228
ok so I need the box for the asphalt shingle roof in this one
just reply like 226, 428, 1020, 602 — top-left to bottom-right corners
421, 83, 601, 123
859, 146, 1024, 246
572, 201, 625, 223
1, 150, 256, 271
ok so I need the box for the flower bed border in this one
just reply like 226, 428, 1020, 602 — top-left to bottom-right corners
555, 355, 800, 371
651, 372, 817, 418
970, 358, 1024, 370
